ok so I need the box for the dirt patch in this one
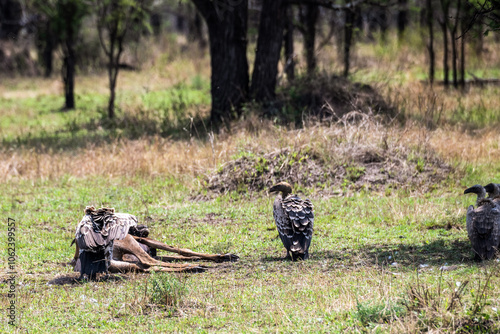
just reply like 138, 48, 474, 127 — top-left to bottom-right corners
205, 137, 453, 196
202, 213, 232, 225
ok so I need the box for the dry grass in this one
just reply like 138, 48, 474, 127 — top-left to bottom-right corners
0, 114, 498, 186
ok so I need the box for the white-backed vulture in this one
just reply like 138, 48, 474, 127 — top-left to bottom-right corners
269, 182, 314, 260
74, 206, 138, 279
484, 183, 500, 206
464, 184, 500, 260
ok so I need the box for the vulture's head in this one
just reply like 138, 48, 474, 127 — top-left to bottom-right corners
269, 182, 293, 197
464, 184, 487, 202
484, 183, 500, 198
84, 206, 96, 215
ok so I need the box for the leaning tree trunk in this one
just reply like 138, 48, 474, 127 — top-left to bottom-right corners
108, 58, 117, 119
107, 34, 124, 120
191, 0, 249, 125
250, 0, 286, 102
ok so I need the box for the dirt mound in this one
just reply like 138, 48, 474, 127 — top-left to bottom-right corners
268, 74, 396, 124
206, 129, 452, 195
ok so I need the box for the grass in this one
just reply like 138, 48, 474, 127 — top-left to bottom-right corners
1, 29, 500, 332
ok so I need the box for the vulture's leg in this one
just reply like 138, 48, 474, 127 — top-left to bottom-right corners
132, 236, 239, 262
114, 235, 204, 270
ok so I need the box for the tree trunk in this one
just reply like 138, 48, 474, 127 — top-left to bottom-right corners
397, 0, 408, 41
451, 0, 461, 89
440, 0, 450, 87
250, 0, 286, 102
62, 17, 75, 110
442, 26, 449, 87
43, 20, 55, 78
451, 31, 458, 88
63, 44, 75, 110
459, 7, 466, 89
426, 0, 435, 85
108, 62, 116, 119
192, 0, 249, 125
300, 4, 319, 75
107, 43, 122, 119
284, 5, 295, 82
343, 7, 355, 77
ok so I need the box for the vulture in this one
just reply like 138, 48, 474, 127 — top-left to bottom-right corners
464, 184, 500, 260
74, 206, 138, 279
269, 182, 314, 260
484, 183, 500, 205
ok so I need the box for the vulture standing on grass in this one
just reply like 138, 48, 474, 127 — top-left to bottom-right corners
74, 206, 138, 279
464, 184, 500, 260
269, 182, 314, 260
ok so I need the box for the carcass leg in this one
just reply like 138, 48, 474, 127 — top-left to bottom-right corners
132, 236, 239, 262
113, 235, 205, 271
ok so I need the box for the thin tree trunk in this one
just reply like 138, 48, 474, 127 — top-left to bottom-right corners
343, 7, 355, 77
63, 44, 75, 109
440, 0, 450, 87
192, 0, 249, 125
443, 27, 449, 87
427, 0, 435, 85
460, 7, 466, 89
107, 52, 115, 119
460, 31, 465, 89
250, 0, 286, 102
284, 5, 295, 82
62, 17, 75, 110
108, 38, 123, 119
451, 32, 458, 88
303, 4, 319, 75
451, 0, 461, 88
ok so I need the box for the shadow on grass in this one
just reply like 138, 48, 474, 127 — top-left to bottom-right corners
260, 239, 478, 269
309, 239, 475, 268
2, 113, 214, 152
47, 273, 130, 286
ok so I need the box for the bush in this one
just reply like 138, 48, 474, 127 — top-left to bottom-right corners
146, 272, 186, 310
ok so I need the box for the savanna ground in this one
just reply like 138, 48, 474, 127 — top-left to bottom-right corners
1, 30, 500, 333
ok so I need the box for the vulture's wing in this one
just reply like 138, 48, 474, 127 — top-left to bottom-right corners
466, 202, 500, 260
282, 195, 314, 256
75, 212, 137, 250
466, 205, 475, 243
282, 195, 314, 236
